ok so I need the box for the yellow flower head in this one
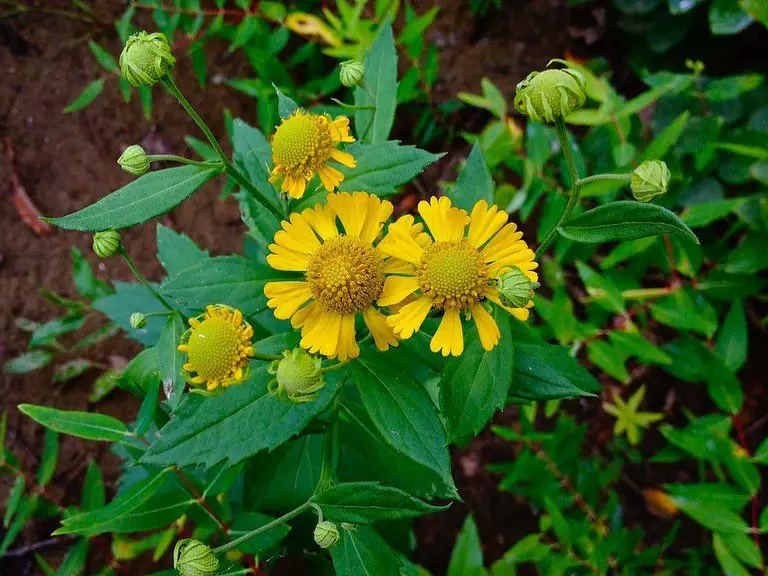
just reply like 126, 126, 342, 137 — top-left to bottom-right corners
378, 197, 537, 357
177, 305, 256, 392
264, 191, 398, 361
269, 110, 356, 199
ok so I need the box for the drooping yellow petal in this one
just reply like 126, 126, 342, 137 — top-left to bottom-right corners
487, 248, 537, 276
386, 296, 433, 339
301, 309, 340, 357
336, 314, 360, 361
378, 216, 427, 264
327, 191, 368, 238
378, 275, 420, 307
291, 300, 319, 329
283, 174, 307, 199
468, 200, 509, 248
318, 165, 344, 191
471, 304, 500, 351
266, 244, 311, 271
329, 116, 355, 143
264, 281, 312, 319
383, 258, 416, 275
486, 288, 532, 322
359, 194, 394, 244
362, 307, 398, 351
430, 309, 464, 357
480, 223, 522, 258
303, 203, 339, 241
330, 148, 356, 168
418, 196, 469, 242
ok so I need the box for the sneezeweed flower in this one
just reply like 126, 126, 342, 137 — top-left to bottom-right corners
631, 160, 670, 202
514, 60, 586, 123
378, 197, 538, 356
174, 539, 218, 576
177, 305, 256, 393
314, 520, 340, 549
118, 145, 149, 176
119, 31, 175, 87
264, 191, 398, 360
269, 110, 355, 199
268, 348, 324, 403
92, 230, 121, 258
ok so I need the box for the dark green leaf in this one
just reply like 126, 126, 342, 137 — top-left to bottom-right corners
156, 224, 209, 278
18, 404, 132, 442
331, 524, 401, 576
512, 343, 600, 400
354, 23, 397, 144
158, 314, 185, 409
447, 515, 485, 576
274, 84, 299, 118
448, 143, 494, 211
64, 78, 105, 113
37, 429, 58, 487
229, 512, 290, 554
81, 461, 105, 511
716, 301, 748, 372
650, 288, 718, 338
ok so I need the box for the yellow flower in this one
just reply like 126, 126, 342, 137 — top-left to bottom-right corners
177, 304, 256, 392
269, 110, 356, 199
264, 191, 398, 361
378, 197, 537, 356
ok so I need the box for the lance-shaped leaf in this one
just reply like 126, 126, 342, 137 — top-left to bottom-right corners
448, 143, 494, 212
45, 165, 220, 231
331, 524, 402, 576
512, 342, 600, 400
18, 404, 132, 443
354, 23, 397, 144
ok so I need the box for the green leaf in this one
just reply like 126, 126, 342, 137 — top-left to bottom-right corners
312, 482, 447, 523
88, 41, 118, 71
716, 301, 748, 372
274, 84, 299, 118
0, 495, 36, 555
53, 359, 96, 384
156, 224, 209, 278
64, 78, 105, 113
338, 141, 443, 197
229, 512, 291, 554
71, 247, 112, 301
3, 476, 24, 528
609, 331, 672, 365
650, 288, 718, 338
713, 534, 752, 576
2, 350, 54, 374
89, 369, 120, 403
45, 165, 220, 231
37, 429, 58, 487
558, 201, 698, 245
140, 366, 336, 468
439, 312, 514, 442
57, 538, 89, 576
710, 0, 754, 35
94, 282, 166, 346
350, 350, 453, 490
231, 118, 280, 210
18, 404, 132, 442
354, 23, 397, 144
448, 515, 485, 576
449, 143, 494, 211
720, 529, 765, 568
29, 315, 85, 349
575, 261, 625, 314
118, 347, 160, 397
681, 198, 747, 228
512, 343, 600, 400
158, 314, 185, 409
81, 461, 106, 511
331, 524, 402, 576
640, 111, 690, 162
586, 340, 630, 383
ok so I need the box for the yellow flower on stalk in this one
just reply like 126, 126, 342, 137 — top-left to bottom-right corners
177, 305, 256, 392
378, 197, 538, 356
269, 110, 356, 199
264, 192, 398, 361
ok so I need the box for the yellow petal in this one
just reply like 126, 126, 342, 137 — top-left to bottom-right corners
378, 275, 420, 307
282, 174, 307, 199
327, 191, 368, 238
383, 258, 416, 274
275, 212, 322, 254
378, 216, 427, 264
303, 203, 339, 241
318, 165, 344, 192
329, 116, 355, 142
292, 300, 319, 329
480, 222, 522, 258
418, 196, 469, 242
386, 296, 433, 339
486, 288, 533, 322
336, 314, 360, 361
264, 281, 312, 320
430, 308, 464, 356
468, 200, 509, 248
360, 194, 393, 244
471, 304, 500, 351
266, 244, 310, 271
363, 307, 398, 351
301, 309, 339, 357
331, 148, 356, 168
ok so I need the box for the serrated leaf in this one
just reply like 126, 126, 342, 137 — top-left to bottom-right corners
274, 84, 299, 118
45, 165, 220, 231
354, 23, 397, 144
64, 78, 105, 113
448, 515, 485, 576
156, 224, 209, 278
448, 143, 493, 211
18, 404, 132, 442
331, 524, 402, 576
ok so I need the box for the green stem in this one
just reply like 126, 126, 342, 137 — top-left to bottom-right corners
534, 117, 583, 261
251, 351, 282, 362
330, 97, 376, 111
160, 75, 282, 220
212, 501, 312, 555
146, 154, 223, 169
118, 247, 174, 312
320, 360, 349, 374
576, 173, 632, 187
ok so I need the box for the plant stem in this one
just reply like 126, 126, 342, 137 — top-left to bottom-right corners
146, 154, 223, 169
251, 351, 282, 362
534, 117, 583, 261
321, 360, 349, 374
118, 247, 175, 312
160, 75, 282, 220
212, 501, 313, 555
576, 173, 632, 187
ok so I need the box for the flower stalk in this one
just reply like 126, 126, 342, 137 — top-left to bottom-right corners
118, 246, 175, 312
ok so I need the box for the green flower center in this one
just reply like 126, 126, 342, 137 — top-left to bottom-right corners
417, 240, 490, 310
271, 112, 332, 171
187, 316, 241, 381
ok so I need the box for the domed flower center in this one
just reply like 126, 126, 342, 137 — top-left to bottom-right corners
306, 236, 385, 315
271, 112, 332, 171
417, 240, 490, 310
187, 316, 241, 381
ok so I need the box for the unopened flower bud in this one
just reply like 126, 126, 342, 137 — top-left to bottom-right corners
118, 145, 149, 176
268, 348, 324, 404
642, 489, 679, 519
129, 312, 147, 329
497, 267, 538, 308
339, 60, 365, 88
631, 160, 670, 202
92, 230, 121, 258
119, 31, 175, 87
173, 539, 219, 576
514, 60, 586, 124
314, 520, 340, 549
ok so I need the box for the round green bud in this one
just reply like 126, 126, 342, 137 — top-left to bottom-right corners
631, 160, 670, 202
92, 230, 121, 259
129, 312, 148, 329
268, 348, 324, 404
339, 60, 365, 88
514, 61, 586, 124
173, 539, 219, 576
497, 267, 538, 308
118, 145, 150, 176
314, 521, 340, 549
119, 31, 175, 87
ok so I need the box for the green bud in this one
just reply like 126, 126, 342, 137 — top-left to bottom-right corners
631, 160, 670, 202
514, 60, 586, 124
314, 520, 340, 549
129, 312, 147, 329
118, 145, 150, 176
268, 348, 324, 404
92, 230, 121, 259
496, 267, 538, 308
173, 539, 218, 576
119, 31, 175, 87
339, 60, 365, 88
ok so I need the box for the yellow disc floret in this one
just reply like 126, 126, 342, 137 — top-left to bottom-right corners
306, 236, 385, 315
417, 240, 490, 310
177, 305, 255, 393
